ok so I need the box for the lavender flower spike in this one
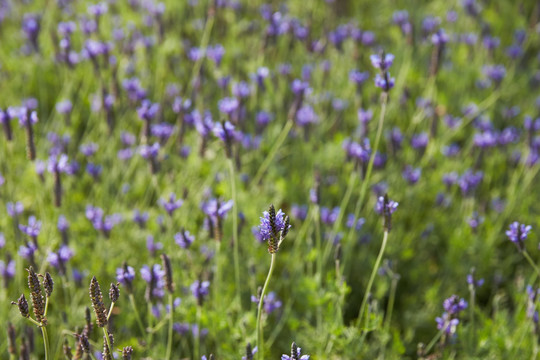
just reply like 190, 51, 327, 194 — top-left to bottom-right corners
258, 205, 291, 254
506, 221, 532, 251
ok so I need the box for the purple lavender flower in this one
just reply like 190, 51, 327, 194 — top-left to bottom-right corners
7, 202, 24, 217
402, 166, 421, 184
146, 235, 163, 256
218, 97, 239, 116
251, 291, 282, 314
411, 132, 429, 151
137, 100, 160, 121
47, 245, 74, 274
80, 143, 98, 157
349, 70, 370, 86
320, 207, 339, 226
175, 230, 195, 249
506, 222, 532, 250
443, 295, 468, 315
296, 105, 318, 126
258, 207, 290, 244
281, 344, 310, 360
212, 121, 238, 142
483, 65, 506, 85
19, 242, 37, 261
370, 53, 395, 71
436, 313, 460, 335
86, 163, 102, 179
141, 264, 166, 300
56, 100, 72, 115
190, 280, 210, 305
116, 265, 135, 289
133, 209, 149, 228
346, 214, 365, 230
207, 44, 225, 66
375, 196, 398, 215
0, 233, 4, 249
458, 170, 483, 196
0, 259, 15, 283
139, 142, 160, 159
159, 193, 183, 216
291, 204, 308, 221
19, 216, 41, 238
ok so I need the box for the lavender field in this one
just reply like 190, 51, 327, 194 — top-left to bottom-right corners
1, 0, 540, 359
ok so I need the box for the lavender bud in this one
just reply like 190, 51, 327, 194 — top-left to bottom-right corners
7, 323, 17, 355
12, 294, 30, 318
27, 267, 45, 323
43, 272, 54, 297
63, 338, 73, 360
161, 254, 174, 293
109, 283, 120, 302
89, 276, 108, 327
122, 346, 133, 359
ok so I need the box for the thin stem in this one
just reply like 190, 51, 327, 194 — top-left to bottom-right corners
107, 302, 115, 321
252, 119, 294, 185
103, 328, 113, 359
344, 93, 388, 271
469, 287, 476, 352
313, 205, 323, 331
194, 306, 202, 360
356, 230, 389, 329
228, 158, 241, 304
523, 250, 540, 278
147, 302, 154, 345
384, 276, 398, 333
257, 253, 277, 360
42, 326, 50, 360
44, 296, 50, 317
424, 328, 445, 355
165, 293, 174, 360
128, 293, 146, 336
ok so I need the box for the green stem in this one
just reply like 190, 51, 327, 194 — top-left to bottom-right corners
147, 302, 154, 345
107, 302, 115, 321
194, 306, 202, 360
252, 119, 294, 185
356, 230, 389, 329
228, 158, 241, 304
344, 93, 388, 272
313, 205, 323, 331
469, 287, 476, 352
42, 326, 50, 360
424, 328, 445, 355
128, 294, 146, 336
103, 328, 113, 359
257, 253, 277, 360
165, 294, 174, 360
384, 276, 398, 333
523, 250, 540, 278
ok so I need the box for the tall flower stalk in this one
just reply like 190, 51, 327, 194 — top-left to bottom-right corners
256, 205, 291, 360
11, 267, 53, 360
356, 195, 398, 329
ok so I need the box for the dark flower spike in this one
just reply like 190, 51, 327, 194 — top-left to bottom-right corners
161, 254, 174, 293
245, 343, 253, 360
89, 276, 108, 327
12, 294, 30, 318
8, 323, 16, 356
43, 272, 54, 297
63, 338, 72, 359
259, 205, 291, 254
27, 267, 45, 323
122, 346, 133, 360
291, 342, 299, 360
102, 333, 114, 360
109, 283, 120, 303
